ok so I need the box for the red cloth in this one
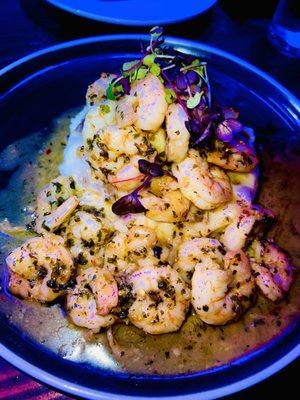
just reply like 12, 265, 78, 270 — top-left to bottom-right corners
0, 357, 70, 400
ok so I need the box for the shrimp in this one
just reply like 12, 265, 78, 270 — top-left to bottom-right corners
36, 176, 77, 233
100, 125, 152, 160
206, 137, 258, 172
192, 249, 255, 325
172, 149, 232, 210
116, 95, 138, 128
85, 125, 155, 187
82, 100, 117, 143
42, 196, 79, 232
227, 168, 259, 204
67, 267, 118, 331
175, 238, 224, 282
108, 155, 146, 192
182, 201, 273, 251
139, 175, 190, 223
247, 239, 294, 301
86, 72, 117, 106
129, 73, 168, 131
149, 128, 167, 157
104, 226, 159, 275
128, 265, 190, 334
219, 204, 274, 251
165, 103, 190, 162
64, 210, 113, 268
6, 234, 74, 302
183, 202, 238, 239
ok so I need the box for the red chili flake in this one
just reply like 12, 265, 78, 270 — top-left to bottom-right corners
45, 148, 51, 155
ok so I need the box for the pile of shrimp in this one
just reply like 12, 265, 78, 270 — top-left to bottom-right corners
5, 71, 294, 335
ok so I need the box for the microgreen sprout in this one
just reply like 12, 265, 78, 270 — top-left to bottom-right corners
112, 160, 164, 216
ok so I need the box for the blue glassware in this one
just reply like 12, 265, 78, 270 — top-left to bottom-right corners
269, 0, 300, 57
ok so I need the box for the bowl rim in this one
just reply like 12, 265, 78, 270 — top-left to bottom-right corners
1, 341, 299, 400
0, 34, 299, 400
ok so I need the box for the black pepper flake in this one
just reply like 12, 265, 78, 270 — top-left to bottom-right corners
253, 318, 265, 327
42, 220, 50, 232
153, 246, 162, 259
74, 253, 88, 265
37, 266, 47, 279
46, 278, 57, 289
69, 179, 76, 189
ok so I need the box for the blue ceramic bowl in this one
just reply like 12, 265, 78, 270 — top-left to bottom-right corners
0, 35, 299, 400
44, 0, 217, 26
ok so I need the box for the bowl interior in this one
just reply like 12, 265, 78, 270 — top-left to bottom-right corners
0, 36, 299, 399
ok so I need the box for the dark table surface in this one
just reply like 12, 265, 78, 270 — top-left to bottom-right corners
0, 0, 299, 399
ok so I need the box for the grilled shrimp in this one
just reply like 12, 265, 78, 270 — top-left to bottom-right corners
206, 137, 258, 172
175, 238, 223, 282
139, 175, 190, 223
100, 125, 151, 159
183, 200, 272, 252
42, 196, 79, 232
86, 72, 117, 106
36, 176, 77, 233
85, 125, 155, 186
82, 100, 117, 143
192, 249, 255, 325
219, 204, 273, 251
247, 239, 294, 301
183, 202, 238, 239
104, 226, 160, 275
115, 95, 138, 128
67, 267, 118, 331
165, 103, 190, 162
6, 234, 74, 302
172, 149, 232, 210
128, 265, 190, 334
64, 210, 112, 268
228, 168, 259, 204
129, 73, 168, 131
108, 155, 146, 192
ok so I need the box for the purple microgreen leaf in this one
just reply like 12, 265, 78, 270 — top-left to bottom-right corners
138, 159, 164, 177
161, 70, 189, 117
216, 119, 243, 142
186, 70, 199, 85
120, 77, 130, 95
194, 121, 213, 145
222, 107, 239, 120
185, 119, 201, 135
112, 192, 147, 216
161, 66, 181, 81
175, 73, 188, 91
111, 175, 152, 216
